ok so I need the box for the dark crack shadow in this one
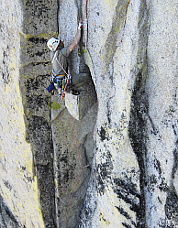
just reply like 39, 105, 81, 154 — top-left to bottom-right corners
0, 195, 20, 228
127, 1, 149, 226
128, 70, 147, 227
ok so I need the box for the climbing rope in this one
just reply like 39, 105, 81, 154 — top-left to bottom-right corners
72, 116, 82, 168
65, 116, 89, 228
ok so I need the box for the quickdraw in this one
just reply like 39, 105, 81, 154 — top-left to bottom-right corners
61, 73, 72, 100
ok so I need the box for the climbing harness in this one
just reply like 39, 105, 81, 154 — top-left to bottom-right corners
50, 73, 72, 97
65, 116, 89, 228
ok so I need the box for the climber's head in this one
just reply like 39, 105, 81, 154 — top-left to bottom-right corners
58, 40, 64, 49
47, 37, 60, 51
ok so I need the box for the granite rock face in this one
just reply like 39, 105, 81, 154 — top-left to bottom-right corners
0, 0, 49, 227
0, 0, 178, 228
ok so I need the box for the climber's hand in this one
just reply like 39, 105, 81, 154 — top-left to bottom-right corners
78, 18, 83, 30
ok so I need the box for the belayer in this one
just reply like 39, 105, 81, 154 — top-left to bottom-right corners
46, 19, 83, 97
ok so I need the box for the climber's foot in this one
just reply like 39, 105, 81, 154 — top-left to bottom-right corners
72, 90, 80, 95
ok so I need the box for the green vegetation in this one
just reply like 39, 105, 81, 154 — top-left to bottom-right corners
48, 100, 61, 110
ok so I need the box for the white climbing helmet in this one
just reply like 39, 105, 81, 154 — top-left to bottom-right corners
47, 37, 60, 51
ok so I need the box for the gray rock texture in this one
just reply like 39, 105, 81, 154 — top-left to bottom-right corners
0, 0, 178, 228
0, 0, 48, 227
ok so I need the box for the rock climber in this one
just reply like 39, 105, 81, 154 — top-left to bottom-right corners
46, 19, 83, 96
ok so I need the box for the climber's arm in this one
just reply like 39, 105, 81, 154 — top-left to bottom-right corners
69, 19, 83, 52
69, 29, 81, 52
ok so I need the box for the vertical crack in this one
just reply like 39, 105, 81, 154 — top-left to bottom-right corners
57, 0, 59, 35
128, 1, 149, 225
128, 70, 147, 227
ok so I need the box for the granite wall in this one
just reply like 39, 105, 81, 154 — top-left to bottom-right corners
0, 0, 177, 228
